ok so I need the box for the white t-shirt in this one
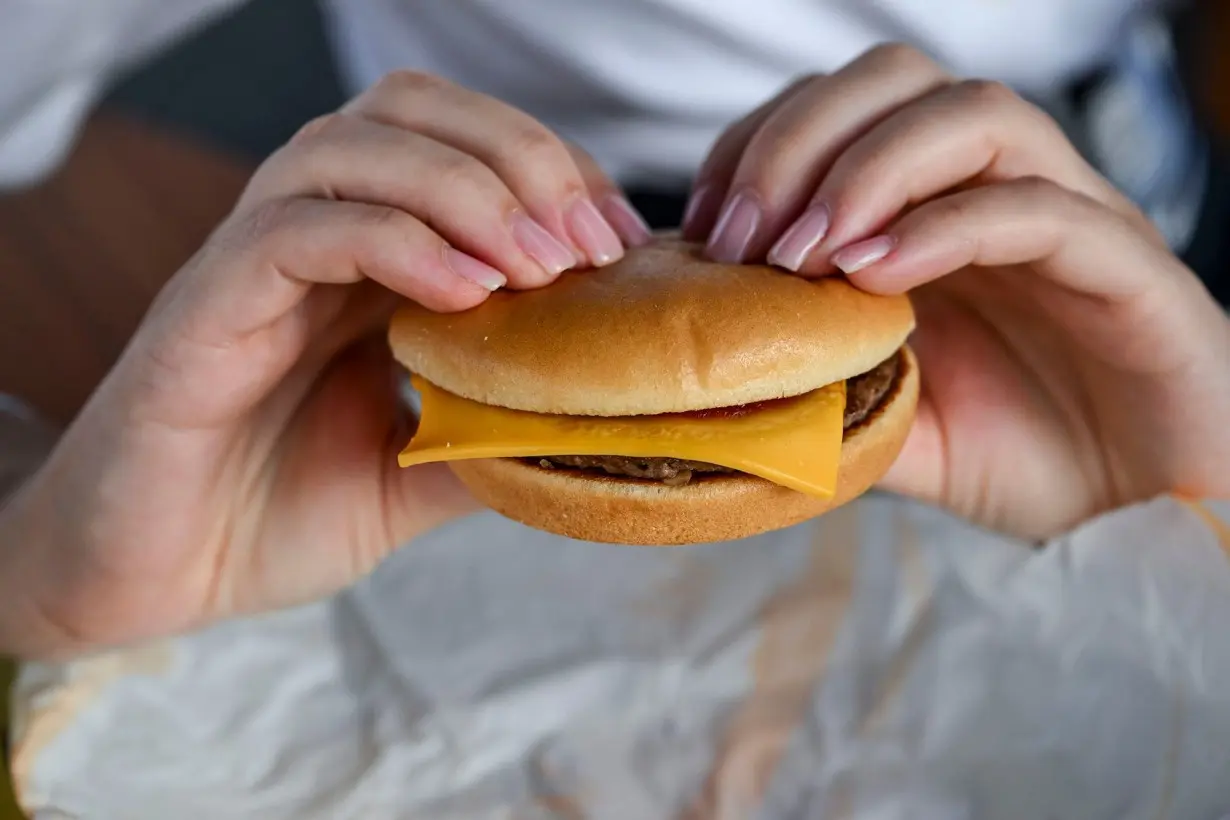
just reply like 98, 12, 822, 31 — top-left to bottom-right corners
0, 0, 1156, 188
322, 0, 1153, 186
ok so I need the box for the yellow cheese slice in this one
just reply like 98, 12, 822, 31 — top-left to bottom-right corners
400, 376, 847, 498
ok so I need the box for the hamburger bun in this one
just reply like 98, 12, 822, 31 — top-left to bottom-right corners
390, 238, 914, 415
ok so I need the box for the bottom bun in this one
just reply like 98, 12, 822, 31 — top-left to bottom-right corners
451, 347, 919, 546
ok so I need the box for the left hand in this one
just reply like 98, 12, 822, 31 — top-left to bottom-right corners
0, 73, 645, 659
684, 44, 1230, 538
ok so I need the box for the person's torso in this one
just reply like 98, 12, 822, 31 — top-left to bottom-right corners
321, 0, 1156, 186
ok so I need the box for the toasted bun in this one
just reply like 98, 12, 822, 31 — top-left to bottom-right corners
390, 238, 914, 415
448, 347, 919, 545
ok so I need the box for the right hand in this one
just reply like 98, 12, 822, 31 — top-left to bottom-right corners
0, 71, 649, 659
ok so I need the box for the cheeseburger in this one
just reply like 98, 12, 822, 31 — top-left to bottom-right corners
390, 238, 917, 545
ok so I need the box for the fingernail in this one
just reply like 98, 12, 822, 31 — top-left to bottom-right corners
510, 212, 577, 275
831, 235, 896, 274
600, 195, 653, 247
442, 246, 506, 291
768, 203, 831, 271
682, 182, 719, 233
706, 190, 762, 263
566, 197, 625, 266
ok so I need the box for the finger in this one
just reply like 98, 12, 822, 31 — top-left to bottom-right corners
187, 198, 499, 342
323, 341, 477, 558
833, 178, 1154, 293
565, 142, 652, 247
705, 44, 952, 262
256, 336, 479, 590
348, 71, 625, 267
125, 198, 502, 428
772, 79, 1156, 276
681, 74, 818, 240
877, 385, 946, 508
829, 178, 1205, 369
242, 113, 576, 289
385, 459, 479, 555
316, 339, 481, 552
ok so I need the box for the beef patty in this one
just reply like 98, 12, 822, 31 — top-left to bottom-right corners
532, 350, 902, 486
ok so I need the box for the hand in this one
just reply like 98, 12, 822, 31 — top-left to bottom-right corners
0, 71, 650, 659
684, 44, 1230, 538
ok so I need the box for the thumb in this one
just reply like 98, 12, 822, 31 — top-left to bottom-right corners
385, 461, 480, 545
276, 335, 479, 565
874, 396, 947, 508
379, 369, 479, 546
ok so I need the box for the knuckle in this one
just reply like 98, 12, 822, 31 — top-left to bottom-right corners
954, 78, 1019, 109
358, 203, 411, 233
222, 198, 331, 263
1010, 174, 1057, 194
736, 148, 801, 199
754, 130, 810, 177
742, 108, 821, 175
290, 113, 342, 145
506, 124, 570, 168
1009, 174, 1071, 206
1045, 182, 1105, 224
430, 150, 496, 194
234, 199, 299, 252
341, 204, 421, 254
863, 42, 936, 74
329, 204, 423, 270
999, 177, 1108, 231
280, 113, 359, 173
564, 140, 605, 180
376, 69, 452, 98
933, 191, 980, 225
787, 71, 825, 92
365, 208, 441, 268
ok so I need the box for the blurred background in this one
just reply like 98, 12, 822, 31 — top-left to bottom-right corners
1, 0, 1229, 427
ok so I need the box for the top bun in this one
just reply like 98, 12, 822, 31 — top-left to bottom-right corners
389, 238, 914, 416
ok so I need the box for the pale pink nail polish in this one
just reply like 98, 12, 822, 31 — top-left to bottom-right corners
601, 195, 653, 247
706, 191, 762, 263
567, 197, 625, 266
831, 235, 896, 274
768, 203, 831, 271
510, 212, 577, 275
443, 247, 506, 291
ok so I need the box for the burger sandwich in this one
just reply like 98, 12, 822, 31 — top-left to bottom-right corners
390, 238, 917, 545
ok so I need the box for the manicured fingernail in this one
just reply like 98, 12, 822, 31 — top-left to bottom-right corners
442, 246, 506, 291
567, 197, 625, 266
601, 195, 653, 247
682, 182, 719, 233
831, 235, 896, 274
768, 203, 831, 271
706, 190, 762, 263
510, 212, 577, 275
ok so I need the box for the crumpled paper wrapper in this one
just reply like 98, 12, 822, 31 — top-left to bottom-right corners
9, 479, 1230, 818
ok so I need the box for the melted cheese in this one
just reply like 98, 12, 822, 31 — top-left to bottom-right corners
400, 376, 847, 498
